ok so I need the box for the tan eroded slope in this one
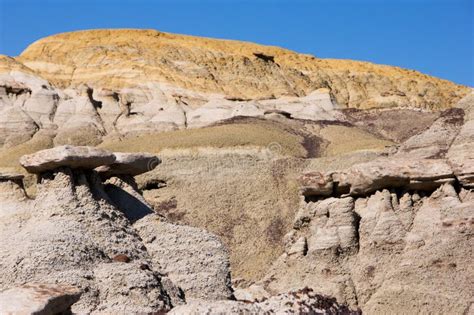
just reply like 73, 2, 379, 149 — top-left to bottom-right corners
17, 29, 469, 109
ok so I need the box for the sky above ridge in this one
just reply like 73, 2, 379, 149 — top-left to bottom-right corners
0, 0, 472, 86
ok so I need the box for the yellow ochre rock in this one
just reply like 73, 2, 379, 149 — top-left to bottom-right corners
10, 29, 470, 109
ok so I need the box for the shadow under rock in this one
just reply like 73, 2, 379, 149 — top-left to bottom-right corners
103, 183, 154, 223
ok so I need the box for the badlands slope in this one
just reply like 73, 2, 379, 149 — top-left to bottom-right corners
15, 29, 469, 109
0, 29, 473, 313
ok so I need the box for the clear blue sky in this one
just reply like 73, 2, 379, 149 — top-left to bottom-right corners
0, 0, 472, 86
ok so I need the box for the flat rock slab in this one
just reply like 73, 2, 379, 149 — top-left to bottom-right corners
333, 157, 455, 196
0, 283, 81, 315
95, 152, 161, 177
19, 145, 116, 173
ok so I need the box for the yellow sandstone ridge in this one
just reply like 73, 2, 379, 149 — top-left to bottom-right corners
15, 29, 470, 109
0, 55, 37, 75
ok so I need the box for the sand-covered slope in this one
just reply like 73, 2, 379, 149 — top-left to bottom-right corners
16, 29, 469, 109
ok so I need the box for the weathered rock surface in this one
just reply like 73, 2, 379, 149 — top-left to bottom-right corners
135, 217, 234, 301
170, 288, 359, 314
96, 152, 161, 177
19, 145, 116, 173
447, 92, 474, 187
0, 167, 175, 313
301, 157, 457, 197
103, 174, 233, 300
0, 170, 23, 181
262, 181, 474, 314
2, 146, 237, 312
0, 283, 81, 315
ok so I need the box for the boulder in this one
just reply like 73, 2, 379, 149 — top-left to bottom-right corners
96, 152, 161, 178
19, 145, 116, 173
0, 283, 81, 315
233, 284, 270, 302
299, 171, 334, 196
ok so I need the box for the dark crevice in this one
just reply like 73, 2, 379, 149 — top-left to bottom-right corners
304, 195, 325, 203
253, 53, 275, 63
2, 85, 31, 97
353, 211, 361, 253
141, 179, 167, 191
87, 87, 103, 109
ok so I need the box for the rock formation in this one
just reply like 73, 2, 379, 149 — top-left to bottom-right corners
0, 146, 236, 313
257, 95, 474, 313
0, 29, 472, 314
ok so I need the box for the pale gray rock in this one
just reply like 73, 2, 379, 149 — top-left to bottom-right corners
0, 171, 27, 217
334, 157, 455, 196
447, 92, 474, 187
0, 106, 38, 147
307, 197, 358, 253
233, 284, 270, 302
286, 236, 308, 256
355, 190, 406, 247
0, 283, 81, 315
134, 218, 234, 301
0, 170, 24, 181
96, 152, 161, 178
397, 108, 464, 158
19, 145, 116, 173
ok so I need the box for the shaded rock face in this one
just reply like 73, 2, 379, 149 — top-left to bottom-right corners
96, 152, 161, 178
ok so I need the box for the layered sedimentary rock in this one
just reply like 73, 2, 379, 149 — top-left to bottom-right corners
0, 29, 470, 151
16, 29, 469, 108
0, 29, 473, 314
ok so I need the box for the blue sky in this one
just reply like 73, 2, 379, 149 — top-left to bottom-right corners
0, 0, 472, 86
